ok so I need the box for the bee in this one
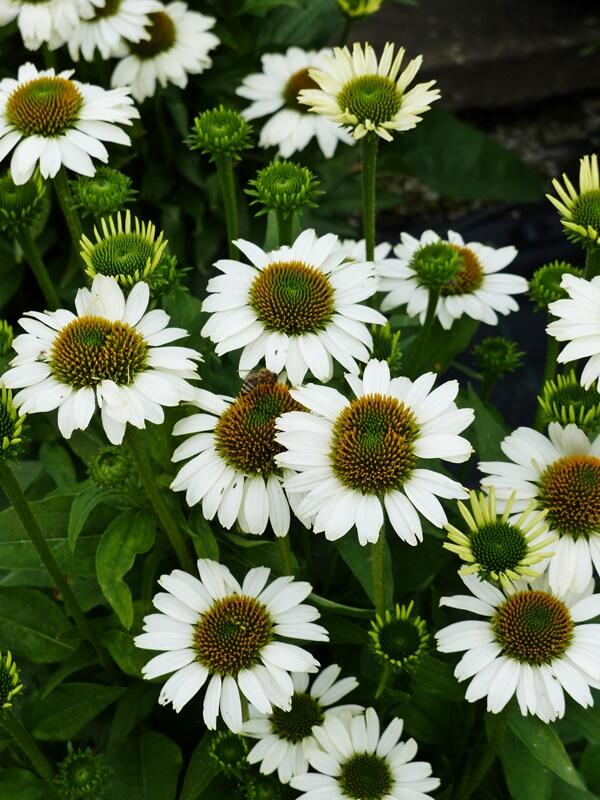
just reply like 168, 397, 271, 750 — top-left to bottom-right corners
240, 368, 278, 395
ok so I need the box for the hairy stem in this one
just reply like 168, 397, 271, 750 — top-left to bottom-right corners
585, 245, 600, 279
215, 155, 239, 258
276, 210, 294, 247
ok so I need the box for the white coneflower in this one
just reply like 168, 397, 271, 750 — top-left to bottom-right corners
276, 359, 473, 545
170, 374, 306, 537
291, 707, 440, 800
436, 573, 600, 722
201, 229, 385, 386
480, 422, 600, 595
2, 275, 201, 444
546, 154, 600, 248
243, 664, 361, 783
547, 273, 600, 391
135, 559, 328, 732
378, 229, 527, 330
0, 0, 103, 50
0, 62, 138, 185
111, 1, 218, 103
237, 47, 353, 159
299, 42, 440, 142
67, 0, 163, 62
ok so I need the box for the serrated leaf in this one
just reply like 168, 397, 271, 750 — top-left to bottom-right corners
96, 510, 155, 629
27, 683, 125, 740
0, 587, 74, 663
105, 732, 182, 800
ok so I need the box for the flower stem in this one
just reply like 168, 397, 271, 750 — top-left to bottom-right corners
276, 210, 294, 247
0, 710, 54, 781
361, 133, 379, 262
534, 318, 559, 429
214, 155, 239, 258
16, 229, 59, 309
275, 535, 295, 576
126, 428, 195, 572
0, 461, 119, 683
371, 521, 387, 616
585, 245, 600, 279
404, 288, 440, 376
53, 168, 83, 251
455, 709, 509, 800
340, 16, 354, 46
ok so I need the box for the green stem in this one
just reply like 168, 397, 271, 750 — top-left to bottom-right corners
451, 361, 483, 382
215, 155, 239, 258
126, 428, 194, 572
16, 230, 59, 309
361, 133, 378, 262
585, 245, 600, 279
276, 210, 294, 247
275, 535, 295, 576
534, 318, 560, 429
404, 288, 440, 376
53, 169, 83, 251
340, 15, 354, 46
0, 710, 54, 781
480, 376, 496, 404
456, 709, 509, 800
0, 462, 119, 683
371, 520, 386, 616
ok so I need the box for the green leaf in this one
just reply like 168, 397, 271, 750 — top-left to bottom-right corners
189, 509, 219, 560
309, 593, 373, 618
411, 655, 465, 702
239, 0, 300, 15
41, 643, 96, 697
96, 510, 155, 629
180, 734, 219, 800
500, 728, 552, 800
581, 745, 600, 794
68, 486, 117, 552
464, 385, 509, 461
105, 732, 182, 800
0, 587, 74, 663
102, 628, 148, 678
335, 535, 392, 608
508, 710, 586, 790
107, 683, 159, 750
0, 768, 60, 800
39, 442, 76, 488
27, 682, 125, 740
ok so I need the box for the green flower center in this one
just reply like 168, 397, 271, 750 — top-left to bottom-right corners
411, 242, 484, 296
0, 174, 40, 214
94, 0, 121, 17
194, 595, 273, 676
214, 381, 302, 475
338, 75, 402, 126
331, 394, 418, 494
378, 618, 421, 661
270, 692, 324, 743
571, 190, 600, 232
130, 11, 175, 58
50, 315, 148, 389
89, 234, 156, 278
470, 521, 528, 575
7, 77, 83, 137
539, 454, 600, 537
0, 400, 18, 442
250, 260, 335, 335
339, 753, 393, 800
493, 590, 573, 664
284, 68, 319, 112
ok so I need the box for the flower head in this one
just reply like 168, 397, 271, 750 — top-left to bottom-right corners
246, 160, 320, 218
370, 322, 402, 374
338, 0, 383, 17
188, 105, 253, 161
80, 210, 167, 286
0, 0, 104, 50
135, 559, 328, 732
111, 2, 218, 102
171, 378, 305, 536
0, 169, 45, 233
237, 47, 354, 159
87, 444, 136, 490
379, 230, 527, 330
0, 386, 26, 461
0, 62, 138, 185
276, 359, 473, 545
71, 166, 136, 218
299, 42, 440, 142
444, 489, 554, 590
529, 260, 583, 311
480, 422, 600, 595
547, 273, 600, 390
67, 0, 163, 62
208, 730, 249, 778
55, 744, 107, 800
436, 573, 600, 722
538, 370, 600, 433
547, 154, 600, 248
370, 601, 429, 672
2, 275, 201, 445
243, 664, 361, 784
290, 707, 440, 800
201, 229, 385, 385
0, 651, 23, 710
